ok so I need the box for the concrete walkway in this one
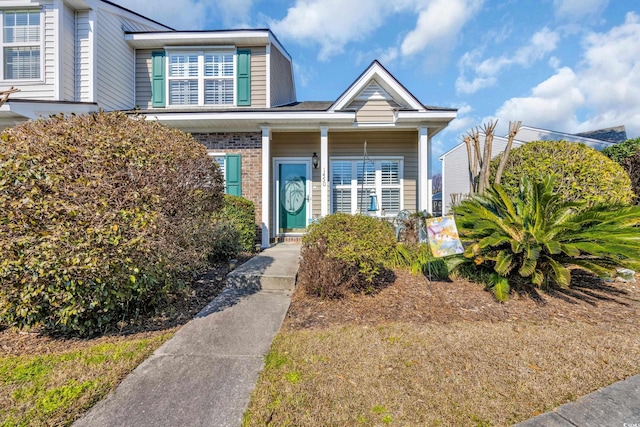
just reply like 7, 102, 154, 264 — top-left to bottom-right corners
74, 244, 300, 427
514, 374, 640, 426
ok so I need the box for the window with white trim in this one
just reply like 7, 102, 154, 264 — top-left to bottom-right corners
1, 10, 41, 80
208, 152, 226, 187
168, 50, 234, 106
331, 158, 402, 216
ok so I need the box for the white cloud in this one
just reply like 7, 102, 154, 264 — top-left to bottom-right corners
111, 0, 210, 30
456, 27, 559, 94
400, 0, 484, 57
269, 0, 398, 61
553, 0, 608, 20
214, 0, 255, 27
494, 12, 640, 137
270, 0, 482, 61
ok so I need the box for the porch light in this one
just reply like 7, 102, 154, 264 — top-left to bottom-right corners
312, 152, 319, 169
368, 190, 379, 212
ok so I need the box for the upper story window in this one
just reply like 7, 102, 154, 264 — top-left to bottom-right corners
1, 10, 41, 80
168, 51, 235, 106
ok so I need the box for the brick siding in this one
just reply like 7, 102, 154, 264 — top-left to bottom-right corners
192, 132, 263, 244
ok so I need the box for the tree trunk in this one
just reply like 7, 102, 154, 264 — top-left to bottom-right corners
495, 120, 522, 185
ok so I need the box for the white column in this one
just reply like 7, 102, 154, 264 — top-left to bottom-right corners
418, 127, 431, 213
320, 127, 329, 216
261, 127, 271, 248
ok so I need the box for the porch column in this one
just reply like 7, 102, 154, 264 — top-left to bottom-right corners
320, 126, 329, 216
261, 127, 271, 248
418, 127, 432, 214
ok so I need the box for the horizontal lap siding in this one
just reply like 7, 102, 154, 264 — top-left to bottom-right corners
270, 47, 295, 106
352, 99, 396, 123
328, 131, 418, 212
75, 11, 91, 102
95, 8, 135, 110
135, 50, 152, 109
11, 1, 55, 100
247, 46, 266, 108
62, 4, 75, 101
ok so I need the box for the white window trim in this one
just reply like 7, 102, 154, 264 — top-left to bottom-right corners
329, 156, 404, 217
165, 48, 236, 108
207, 151, 226, 189
0, 8, 44, 82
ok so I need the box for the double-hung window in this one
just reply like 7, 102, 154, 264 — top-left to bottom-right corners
331, 158, 403, 216
2, 10, 41, 80
168, 50, 234, 106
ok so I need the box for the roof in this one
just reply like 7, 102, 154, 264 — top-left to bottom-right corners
575, 125, 627, 143
330, 60, 456, 113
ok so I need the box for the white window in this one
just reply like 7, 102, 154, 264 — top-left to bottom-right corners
168, 51, 234, 106
1, 10, 41, 80
331, 158, 403, 216
208, 152, 226, 187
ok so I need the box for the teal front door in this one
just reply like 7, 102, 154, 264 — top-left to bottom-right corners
279, 163, 307, 232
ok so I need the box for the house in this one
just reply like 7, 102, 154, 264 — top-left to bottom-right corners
0, 0, 457, 247
439, 125, 621, 213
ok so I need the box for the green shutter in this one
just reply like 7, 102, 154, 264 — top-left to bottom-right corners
236, 49, 251, 106
225, 154, 242, 196
151, 51, 166, 107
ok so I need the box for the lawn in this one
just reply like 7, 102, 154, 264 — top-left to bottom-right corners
243, 269, 640, 426
0, 263, 231, 427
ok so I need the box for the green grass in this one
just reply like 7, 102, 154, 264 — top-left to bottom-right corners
0, 332, 173, 427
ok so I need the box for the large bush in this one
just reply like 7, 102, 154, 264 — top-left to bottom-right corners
453, 177, 640, 301
602, 137, 640, 204
0, 111, 224, 334
298, 213, 397, 298
490, 140, 633, 205
215, 194, 256, 252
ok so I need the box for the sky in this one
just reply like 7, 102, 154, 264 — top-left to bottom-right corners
112, 0, 640, 171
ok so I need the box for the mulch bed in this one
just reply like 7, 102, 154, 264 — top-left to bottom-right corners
285, 269, 640, 330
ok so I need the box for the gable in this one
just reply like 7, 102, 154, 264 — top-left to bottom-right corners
330, 61, 425, 113
342, 79, 410, 124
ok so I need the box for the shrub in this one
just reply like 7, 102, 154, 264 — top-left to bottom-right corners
602, 137, 640, 204
395, 243, 449, 280
215, 195, 256, 252
453, 176, 640, 301
298, 213, 397, 298
490, 140, 633, 205
0, 111, 224, 334
209, 221, 242, 262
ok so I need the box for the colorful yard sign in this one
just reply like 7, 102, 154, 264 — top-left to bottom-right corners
425, 215, 464, 258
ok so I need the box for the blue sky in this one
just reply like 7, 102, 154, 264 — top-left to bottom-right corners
113, 0, 640, 171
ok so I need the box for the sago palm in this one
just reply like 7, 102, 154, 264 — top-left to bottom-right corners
452, 176, 640, 301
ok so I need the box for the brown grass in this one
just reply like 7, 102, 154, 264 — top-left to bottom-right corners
244, 270, 640, 427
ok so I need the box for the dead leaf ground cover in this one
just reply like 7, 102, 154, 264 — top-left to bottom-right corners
244, 269, 640, 427
0, 259, 244, 427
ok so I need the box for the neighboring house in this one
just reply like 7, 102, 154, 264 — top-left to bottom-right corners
0, 0, 457, 247
439, 125, 620, 213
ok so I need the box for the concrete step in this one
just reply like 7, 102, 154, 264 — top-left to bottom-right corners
227, 244, 301, 291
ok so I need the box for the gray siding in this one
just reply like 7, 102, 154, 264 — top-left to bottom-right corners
95, 7, 135, 110
441, 137, 523, 213
270, 46, 295, 107
62, 4, 75, 101
135, 49, 153, 109
9, 1, 56, 100
75, 10, 91, 102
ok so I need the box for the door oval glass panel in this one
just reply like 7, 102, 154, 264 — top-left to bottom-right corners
282, 175, 305, 214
